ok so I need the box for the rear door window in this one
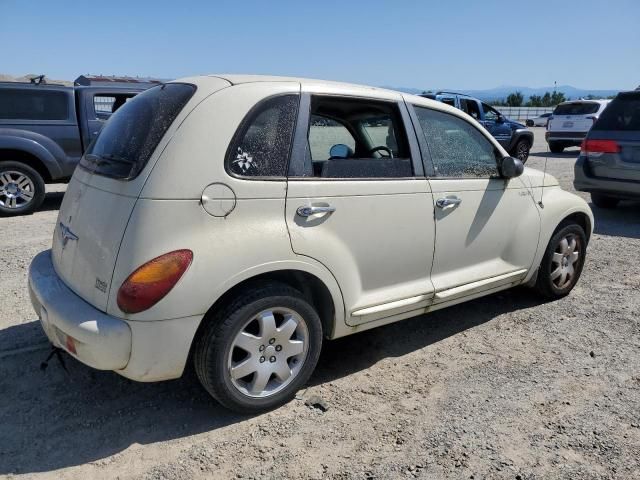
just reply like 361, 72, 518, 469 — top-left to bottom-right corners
93, 93, 137, 120
592, 93, 640, 131
80, 83, 195, 179
553, 102, 600, 116
0, 88, 69, 120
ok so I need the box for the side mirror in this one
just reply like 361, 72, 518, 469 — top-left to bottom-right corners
500, 156, 524, 178
496, 114, 506, 123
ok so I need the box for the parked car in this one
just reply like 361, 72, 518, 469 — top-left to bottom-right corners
526, 113, 552, 127
546, 100, 610, 153
0, 79, 152, 215
420, 91, 534, 162
28, 75, 593, 413
574, 90, 640, 208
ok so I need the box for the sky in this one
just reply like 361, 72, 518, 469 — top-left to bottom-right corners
1, 0, 638, 91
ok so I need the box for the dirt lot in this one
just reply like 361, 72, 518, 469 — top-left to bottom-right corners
1, 128, 639, 479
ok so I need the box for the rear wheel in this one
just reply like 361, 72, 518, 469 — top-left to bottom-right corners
193, 282, 323, 413
0, 161, 46, 216
535, 224, 586, 299
591, 193, 620, 209
548, 142, 564, 154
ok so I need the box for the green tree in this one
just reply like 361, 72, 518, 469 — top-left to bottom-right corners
526, 95, 542, 107
506, 91, 524, 107
550, 91, 566, 105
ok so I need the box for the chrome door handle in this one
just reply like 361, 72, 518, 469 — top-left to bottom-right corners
296, 205, 336, 217
436, 196, 462, 208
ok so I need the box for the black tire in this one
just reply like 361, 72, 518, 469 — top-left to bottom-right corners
0, 161, 46, 216
512, 139, 530, 162
193, 282, 323, 413
548, 142, 564, 154
535, 223, 587, 299
591, 193, 620, 209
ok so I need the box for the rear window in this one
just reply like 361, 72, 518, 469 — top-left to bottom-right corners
553, 102, 600, 116
81, 83, 195, 179
0, 88, 69, 120
592, 93, 640, 131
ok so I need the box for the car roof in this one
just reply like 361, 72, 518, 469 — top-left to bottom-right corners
557, 99, 610, 105
174, 74, 458, 110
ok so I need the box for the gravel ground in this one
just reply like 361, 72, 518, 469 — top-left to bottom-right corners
1, 128, 639, 479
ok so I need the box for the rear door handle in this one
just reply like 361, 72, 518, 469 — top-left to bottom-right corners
296, 205, 336, 217
436, 196, 462, 209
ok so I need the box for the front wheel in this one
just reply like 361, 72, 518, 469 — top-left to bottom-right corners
193, 282, 323, 413
512, 139, 531, 162
535, 224, 587, 299
0, 161, 46, 216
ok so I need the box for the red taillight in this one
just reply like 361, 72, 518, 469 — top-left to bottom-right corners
117, 250, 193, 314
581, 139, 621, 154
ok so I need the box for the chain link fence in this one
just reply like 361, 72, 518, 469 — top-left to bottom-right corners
489, 106, 555, 122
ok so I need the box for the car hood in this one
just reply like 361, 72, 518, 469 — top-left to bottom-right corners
523, 167, 559, 187
507, 119, 527, 129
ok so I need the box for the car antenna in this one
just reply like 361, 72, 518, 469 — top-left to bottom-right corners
538, 146, 549, 209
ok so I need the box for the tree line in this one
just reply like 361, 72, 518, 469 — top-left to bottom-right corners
493, 91, 616, 107
493, 91, 566, 107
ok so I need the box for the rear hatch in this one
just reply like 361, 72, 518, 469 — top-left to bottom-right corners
51, 83, 197, 311
548, 101, 602, 134
584, 92, 640, 181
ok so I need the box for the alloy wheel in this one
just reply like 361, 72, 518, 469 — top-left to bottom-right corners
0, 170, 35, 209
516, 142, 529, 160
550, 234, 581, 289
227, 308, 309, 398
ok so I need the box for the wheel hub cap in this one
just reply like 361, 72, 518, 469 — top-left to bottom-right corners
550, 234, 580, 289
227, 308, 309, 398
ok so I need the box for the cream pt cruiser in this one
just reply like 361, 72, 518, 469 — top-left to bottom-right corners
28, 75, 593, 412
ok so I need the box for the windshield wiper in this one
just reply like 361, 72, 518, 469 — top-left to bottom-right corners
84, 153, 133, 166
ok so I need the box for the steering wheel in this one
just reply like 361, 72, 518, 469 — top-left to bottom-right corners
367, 146, 393, 158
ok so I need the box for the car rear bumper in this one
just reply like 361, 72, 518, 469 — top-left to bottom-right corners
546, 131, 588, 144
574, 156, 640, 199
28, 250, 202, 381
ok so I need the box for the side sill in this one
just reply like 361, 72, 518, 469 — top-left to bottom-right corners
434, 269, 528, 303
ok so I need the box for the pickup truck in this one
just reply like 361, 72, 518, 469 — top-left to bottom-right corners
0, 79, 151, 215
420, 91, 534, 163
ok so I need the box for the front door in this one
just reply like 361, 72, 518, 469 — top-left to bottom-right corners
285, 92, 436, 325
480, 102, 513, 148
409, 103, 540, 302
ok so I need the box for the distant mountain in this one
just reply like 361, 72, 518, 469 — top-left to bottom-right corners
385, 85, 624, 101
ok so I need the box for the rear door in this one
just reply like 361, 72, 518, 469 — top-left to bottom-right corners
408, 103, 540, 302
586, 92, 640, 181
52, 82, 206, 311
285, 90, 436, 325
78, 89, 142, 148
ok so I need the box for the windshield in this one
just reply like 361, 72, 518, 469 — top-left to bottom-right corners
592, 92, 640, 131
553, 102, 600, 116
80, 83, 195, 179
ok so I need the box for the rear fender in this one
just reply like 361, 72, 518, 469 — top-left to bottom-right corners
0, 129, 64, 178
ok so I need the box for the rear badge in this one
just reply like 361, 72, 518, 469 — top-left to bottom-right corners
59, 222, 78, 248
95, 278, 107, 293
